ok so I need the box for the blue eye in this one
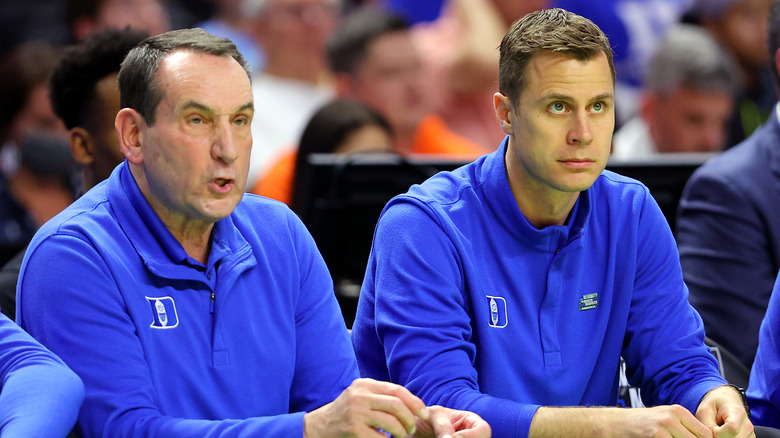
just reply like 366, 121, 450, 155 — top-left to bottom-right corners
550, 102, 566, 114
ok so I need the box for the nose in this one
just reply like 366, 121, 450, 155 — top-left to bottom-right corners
567, 112, 593, 146
212, 119, 238, 164
699, 124, 725, 152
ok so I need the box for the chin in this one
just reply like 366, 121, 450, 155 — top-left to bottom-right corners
560, 175, 599, 193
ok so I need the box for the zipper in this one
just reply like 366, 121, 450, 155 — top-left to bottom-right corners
210, 291, 215, 314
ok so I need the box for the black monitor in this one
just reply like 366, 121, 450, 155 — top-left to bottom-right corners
605, 152, 716, 233
294, 152, 714, 326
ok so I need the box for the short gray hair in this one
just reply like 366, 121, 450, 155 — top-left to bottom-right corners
644, 24, 741, 95
118, 28, 251, 126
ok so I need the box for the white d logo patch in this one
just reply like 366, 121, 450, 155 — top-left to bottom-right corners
486, 295, 507, 328
146, 296, 179, 329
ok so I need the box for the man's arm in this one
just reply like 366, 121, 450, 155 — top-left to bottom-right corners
747, 271, 780, 428
17, 235, 308, 437
530, 405, 714, 438
0, 313, 84, 437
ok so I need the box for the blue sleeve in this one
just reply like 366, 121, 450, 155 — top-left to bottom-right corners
747, 270, 780, 427
621, 190, 724, 412
362, 200, 538, 438
677, 169, 774, 368
0, 312, 84, 437
287, 213, 359, 412
17, 234, 313, 438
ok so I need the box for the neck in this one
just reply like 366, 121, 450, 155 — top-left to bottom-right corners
505, 145, 579, 229
129, 165, 214, 264
170, 224, 213, 265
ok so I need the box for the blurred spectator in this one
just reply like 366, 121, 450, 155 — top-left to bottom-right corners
685, 0, 776, 147
243, 0, 340, 189
612, 24, 741, 159
66, 0, 170, 42
252, 98, 392, 205
414, 0, 550, 148
676, 0, 780, 370
0, 28, 149, 321
0, 42, 73, 267
196, 0, 266, 72
0, 0, 70, 58
327, 8, 488, 157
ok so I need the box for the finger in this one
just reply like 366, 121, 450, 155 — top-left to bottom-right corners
712, 418, 753, 438
451, 414, 492, 438
360, 379, 429, 420
696, 404, 719, 430
365, 410, 413, 438
426, 406, 456, 438
367, 392, 420, 435
679, 409, 714, 438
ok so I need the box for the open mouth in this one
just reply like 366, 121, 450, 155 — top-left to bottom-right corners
211, 177, 235, 192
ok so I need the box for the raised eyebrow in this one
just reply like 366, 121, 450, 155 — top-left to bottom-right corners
180, 100, 212, 114
235, 102, 254, 114
179, 100, 254, 115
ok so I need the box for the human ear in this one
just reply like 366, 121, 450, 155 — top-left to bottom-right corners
494, 92, 513, 135
68, 127, 95, 166
115, 108, 144, 165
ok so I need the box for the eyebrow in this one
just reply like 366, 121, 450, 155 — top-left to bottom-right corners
180, 100, 254, 114
540, 92, 614, 105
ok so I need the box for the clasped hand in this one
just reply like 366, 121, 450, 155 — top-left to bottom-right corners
303, 378, 491, 438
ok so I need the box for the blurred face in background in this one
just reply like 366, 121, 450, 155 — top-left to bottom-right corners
85, 73, 125, 183
10, 83, 67, 146
643, 86, 734, 153
254, 0, 339, 58
703, 0, 771, 70
342, 31, 430, 135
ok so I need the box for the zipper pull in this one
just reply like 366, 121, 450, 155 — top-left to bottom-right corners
210, 291, 215, 314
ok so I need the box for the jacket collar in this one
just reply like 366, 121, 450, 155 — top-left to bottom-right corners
480, 137, 589, 253
107, 162, 254, 282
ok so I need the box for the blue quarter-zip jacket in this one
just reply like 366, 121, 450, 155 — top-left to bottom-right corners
352, 138, 725, 437
17, 162, 358, 437
0, 312, 84, 437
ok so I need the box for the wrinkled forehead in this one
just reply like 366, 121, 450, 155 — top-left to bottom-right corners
156, 51, 253, 110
